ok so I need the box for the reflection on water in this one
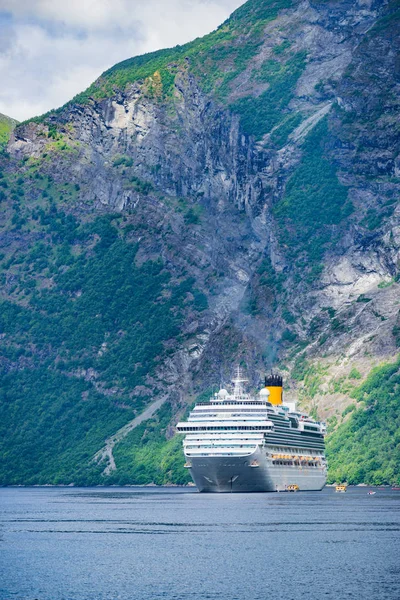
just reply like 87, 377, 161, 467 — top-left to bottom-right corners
1, 487, 400, 600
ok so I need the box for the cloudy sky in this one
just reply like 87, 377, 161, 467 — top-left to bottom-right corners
0, 0, 245, 122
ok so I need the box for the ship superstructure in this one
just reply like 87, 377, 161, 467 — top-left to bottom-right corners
176, 370, 327, 492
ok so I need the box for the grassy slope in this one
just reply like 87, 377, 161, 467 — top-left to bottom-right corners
326, 358, 400, 486
0, 369, 130, 485
0, 113, 18, 148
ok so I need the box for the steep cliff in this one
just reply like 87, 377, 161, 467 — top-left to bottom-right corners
1, 0, 399, 485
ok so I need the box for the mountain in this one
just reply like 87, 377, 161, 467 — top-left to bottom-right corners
0, 0, 399, 486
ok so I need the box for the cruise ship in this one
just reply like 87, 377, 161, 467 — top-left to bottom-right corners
176, 370, 327, 492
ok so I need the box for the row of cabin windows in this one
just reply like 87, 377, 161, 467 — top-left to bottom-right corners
187, 445, 256, 449
267, 433, 324, 444
191, 413, 269, 418
269, 447, 323, 456
273, 460, 319, 467
186, 439, 258, 443
180, 425, 271, 431
198, 402, 268, 406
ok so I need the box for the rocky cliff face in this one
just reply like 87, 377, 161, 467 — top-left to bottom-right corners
1, 0, 399, 484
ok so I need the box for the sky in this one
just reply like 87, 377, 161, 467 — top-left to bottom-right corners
0, 0, 245, 122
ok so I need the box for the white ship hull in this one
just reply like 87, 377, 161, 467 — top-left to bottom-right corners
187, 447, 327, 493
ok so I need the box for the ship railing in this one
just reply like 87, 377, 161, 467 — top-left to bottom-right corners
185, 443, 258, 449
185, 450, 256, 457
183, 434, 265, 439
195, 402, 269, 407
177, 424, 270, 428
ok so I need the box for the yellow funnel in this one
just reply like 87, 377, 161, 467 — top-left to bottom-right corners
265, 374, 283, 405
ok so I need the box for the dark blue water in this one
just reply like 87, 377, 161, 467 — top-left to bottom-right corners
1, 487, 399, 600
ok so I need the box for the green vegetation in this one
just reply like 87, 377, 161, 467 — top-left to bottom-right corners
113, 154, 133, 167
184, 207, 201, 225
282, 309, 295, 324
108, 402, 190, 485
0, 204, 207, 484
349, 367, 362, 380
342, 403, 356, 417
326, 357, 400, 486
28, 0, 294, 126
291, 355, 310, 381
270, 112, 302, 147
368, 0, 400, 35
273, 118, 353, 263
47, 123, 60, 139
291, 356, 327, 407
103, 389, 212, 485
229, 0, 293, 27
378, 279, 394, 289
231, 51, 306, 139
273, 39, 291, 55
130, 176, 153, 195
356, 294, 371, 303
361, 199, 397, 231
329, 376, 354, 395
0, 213, 201, 395
0, 369, 130, 485
0, 113, 18, 148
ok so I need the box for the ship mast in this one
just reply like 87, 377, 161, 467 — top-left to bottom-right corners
232, 366, 248, 399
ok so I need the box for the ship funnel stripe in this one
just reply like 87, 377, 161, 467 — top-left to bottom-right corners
265, 374, 283, 387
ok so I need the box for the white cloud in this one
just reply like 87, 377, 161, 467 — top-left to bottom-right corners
0, 0, 245, 121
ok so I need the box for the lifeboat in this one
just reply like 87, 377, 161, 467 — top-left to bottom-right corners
287, 484, 299, 492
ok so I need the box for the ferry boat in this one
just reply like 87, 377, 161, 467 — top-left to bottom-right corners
176, 369, 327, 493
335, 485, 347, 493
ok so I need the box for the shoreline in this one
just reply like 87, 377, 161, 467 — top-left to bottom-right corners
1, 483, 395, 489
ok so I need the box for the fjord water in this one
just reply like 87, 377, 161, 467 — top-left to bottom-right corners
1, 487, 399, 600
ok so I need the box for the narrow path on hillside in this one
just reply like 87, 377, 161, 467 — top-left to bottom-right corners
92, 395, 168, 476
